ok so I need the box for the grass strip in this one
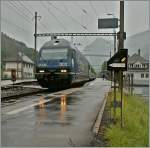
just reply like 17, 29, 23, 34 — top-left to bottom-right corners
105, 91, 149, 147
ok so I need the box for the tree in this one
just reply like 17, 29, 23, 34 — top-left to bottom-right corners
101, 61, 107, 71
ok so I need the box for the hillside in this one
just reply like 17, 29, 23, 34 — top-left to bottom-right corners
125, 30, 150, 59
1, 32, 36, 62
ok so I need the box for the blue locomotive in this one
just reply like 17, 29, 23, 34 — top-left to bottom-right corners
35, 38, 96, 89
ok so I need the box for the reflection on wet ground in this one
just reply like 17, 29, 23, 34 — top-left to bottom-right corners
60, 95, 67, 123
34, 95, 79, 127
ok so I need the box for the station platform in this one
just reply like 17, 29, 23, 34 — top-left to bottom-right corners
1, 79, 37, 87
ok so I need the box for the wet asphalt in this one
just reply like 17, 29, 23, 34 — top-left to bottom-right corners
1, 78, 110, 147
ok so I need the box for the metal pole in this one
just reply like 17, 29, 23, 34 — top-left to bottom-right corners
119, 1, 124, 50
119, 1, 125, 128
120, 70, 123, 127
17, 48, 19, 79
34, 12, 37, 78
21, 51, 23, 79
114, 31, 116, 53
149, 0, 150, 29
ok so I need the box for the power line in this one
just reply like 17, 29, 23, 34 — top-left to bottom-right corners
3, 2, 49, 45
6, 1, 31, 24
9, 1, 49, 33
13, 1, 47, 32
17, 1, 50, 32
48, 1, 88, 31
89, 1, 98, 18
2, 17, 29, 33
10, 1, 32, 22
22, 2, 51, 33
17, 1, 33, 16
40, 1, 67, 31
75, 2, 88, 15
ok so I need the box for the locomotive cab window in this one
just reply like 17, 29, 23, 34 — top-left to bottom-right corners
40, 48, 68, 60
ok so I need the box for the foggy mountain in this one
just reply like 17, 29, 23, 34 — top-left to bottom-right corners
82, 30, 150, 74
125, 30, 150, 60
83, 38, 113, 74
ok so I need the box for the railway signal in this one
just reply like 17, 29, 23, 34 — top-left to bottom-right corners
107, 49, 128, 71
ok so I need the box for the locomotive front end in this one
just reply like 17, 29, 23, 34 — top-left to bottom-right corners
35, 48, 71, 89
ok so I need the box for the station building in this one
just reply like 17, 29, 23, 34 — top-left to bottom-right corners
125, 49, 149, 86
3, 52, 34, 79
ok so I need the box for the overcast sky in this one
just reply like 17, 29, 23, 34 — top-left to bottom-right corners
1, 1, 149, 50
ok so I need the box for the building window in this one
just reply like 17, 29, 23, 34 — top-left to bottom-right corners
142, 64, 147, 68
146, 73, 149, 78
141, 73, 144, 78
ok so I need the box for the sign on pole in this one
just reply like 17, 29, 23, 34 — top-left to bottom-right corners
107, 49, 128, 71
98, 18, 118, 29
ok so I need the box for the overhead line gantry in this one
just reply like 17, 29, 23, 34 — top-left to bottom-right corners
35, 32, 116, 37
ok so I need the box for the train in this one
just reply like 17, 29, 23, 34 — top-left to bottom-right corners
35, 38, 96, 89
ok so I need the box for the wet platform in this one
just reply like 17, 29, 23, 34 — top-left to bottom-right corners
1, 78, 111, 147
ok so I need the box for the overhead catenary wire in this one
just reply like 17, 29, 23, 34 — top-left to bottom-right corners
63, 2, 90, 48
22, 1, 52, 33
2, 17, 30, 33
4, 1, 49, 46
8, 1, 49, 33
40, 1, 67, 32
17, 1, 33, 16
7, 1, 32, 24
89, 0, 98, 18
12, 1, 49, 33
17, 0, 50, 34
47, 1, 88, 31
19, 1, 52, 43
75, 1, 88, 15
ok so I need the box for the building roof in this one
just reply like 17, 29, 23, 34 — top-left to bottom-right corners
18, 52, 34, 64
128, 53, 149, 64
4, 52, 34, 64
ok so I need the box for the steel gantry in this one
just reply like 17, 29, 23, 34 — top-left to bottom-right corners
35, 32, 116, 37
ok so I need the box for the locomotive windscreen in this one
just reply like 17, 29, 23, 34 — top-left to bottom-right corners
40, 48, 68, 60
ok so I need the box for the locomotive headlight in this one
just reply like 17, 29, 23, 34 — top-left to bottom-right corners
39, 70, 45, 73
61, 69, 67, 73
63, 69, 67, 72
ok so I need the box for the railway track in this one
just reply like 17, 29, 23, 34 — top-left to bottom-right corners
1, 83, 84, 107
1, 78, 88, 101
1, 84, 46, 100
1, 86, 82, 109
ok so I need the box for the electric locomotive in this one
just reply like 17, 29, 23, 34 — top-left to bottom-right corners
35, 38, 96, 89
